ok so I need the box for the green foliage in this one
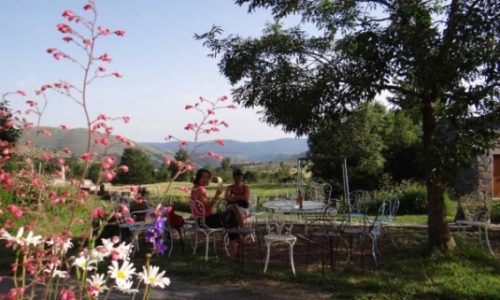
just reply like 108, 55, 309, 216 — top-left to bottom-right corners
373, 181, 456, 216
308, 102, 388, 190
199, 0, 500, 248
115, 147, 154, 184
168, 149, 192, 182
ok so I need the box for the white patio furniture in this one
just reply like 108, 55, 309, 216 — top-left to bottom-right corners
190, 199, 226, 261
263, 217, 297, 275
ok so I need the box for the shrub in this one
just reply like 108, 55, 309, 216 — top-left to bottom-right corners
372, 181, 454, 215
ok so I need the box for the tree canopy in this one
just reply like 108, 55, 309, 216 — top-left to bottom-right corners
115, 148, 155, 184
198, 0, 500, 250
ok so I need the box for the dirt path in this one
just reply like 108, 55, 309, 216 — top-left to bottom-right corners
0, 276, 332, 299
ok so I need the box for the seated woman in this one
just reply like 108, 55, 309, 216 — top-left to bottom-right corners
224, 169, 252, 219
190, 168, 244, 254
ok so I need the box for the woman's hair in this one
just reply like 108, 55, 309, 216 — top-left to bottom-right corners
193, 168, 211, 185
232, 168, 244, 177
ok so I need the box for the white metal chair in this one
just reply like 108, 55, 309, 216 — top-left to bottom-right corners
118, 209, 152, 256
342, 201, 386, 267
305, 202, 348, 273
455, 203, 493, 255
190, 199, 226, 261
263, 217, 297, 275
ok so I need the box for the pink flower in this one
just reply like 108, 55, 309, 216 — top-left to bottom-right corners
185, 104, 193, 110
98, 53, 112, 63
40, 129, 52, 137
31, 178, 43, 188
163, 157, 172, 166
184, 123, 195, 131
53, 197, 66, 205
164, 135, 173, 141
221, 121, 229, 127
179, 187, 189, 193
83, 2, 93, 10
80, 152, 92, 161
97, 114, 107, 120
26, 100, 37, 107
219, 95, 229, 101
122, 116, 130, 123
98, 26, 111, 36
59, 124, 68, 130
57, 23, 72, 34
104, 171, 115, 182
59, 289, 75, 300
62, 9, 77, 21
41, 152, 53, 161
63, 147, 72, 155
118, 165, 129, 173
227, 104, 237, 109
62, 36, 73, 43
83, 39, 92, 46
114, 30, 126, 36
98, 66, 106, 72
178, 141, 187, 148
91, 207, 105, 219
207, 109, 215, 115
215, 139, 224, 146
16, 90, 26, 96
129, 186, 139, 193
7, 205, 23, 219
119, 204, 129, 214
111, 71, 122, 78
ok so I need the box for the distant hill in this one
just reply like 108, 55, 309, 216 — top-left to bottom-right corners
20, 127, 173, 167
20, 127, 309, 167
143, 138, 308, 164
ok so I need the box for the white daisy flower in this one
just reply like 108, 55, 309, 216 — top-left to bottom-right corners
112, 242, 133, 261
138, 265, 171, 288
43, 263, 67, 278
108, 260, 136, 283
73, 254, 97, 271
115, 280, 138, 294
87, 273, 108, 297
1, 227, 42, 248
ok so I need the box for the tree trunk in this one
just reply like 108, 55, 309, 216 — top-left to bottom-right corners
422, 99, 455, 251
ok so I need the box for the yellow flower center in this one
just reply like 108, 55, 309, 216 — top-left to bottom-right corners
117, 270, 126, 279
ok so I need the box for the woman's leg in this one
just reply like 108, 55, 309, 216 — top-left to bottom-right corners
226, 204, 244, 228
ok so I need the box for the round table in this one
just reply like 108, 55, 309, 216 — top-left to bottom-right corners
263, 199, 325, 213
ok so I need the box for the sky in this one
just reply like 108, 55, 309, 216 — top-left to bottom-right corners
0, 0, 301, 143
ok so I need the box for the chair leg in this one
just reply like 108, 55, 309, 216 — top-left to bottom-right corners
263, 243, 271, 274
192, 231, 199, 255
205, 234, 210, 261
371, 235, 378, 267
483, 226, 494, 255
289, 241, 296, 276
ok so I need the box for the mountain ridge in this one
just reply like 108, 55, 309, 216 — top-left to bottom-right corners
20, 127, 309, 166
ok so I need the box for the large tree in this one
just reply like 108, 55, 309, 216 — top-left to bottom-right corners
115, 148, 155, 184
198, 0, 500, 250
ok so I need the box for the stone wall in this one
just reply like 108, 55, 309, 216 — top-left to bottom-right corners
476, 140, 500, 197
450, 139, 500, 197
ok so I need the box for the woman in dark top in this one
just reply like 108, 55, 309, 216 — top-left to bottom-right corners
190, 168, 243, 255
224, 169, 251, 218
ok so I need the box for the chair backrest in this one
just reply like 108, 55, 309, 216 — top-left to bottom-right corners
348, 190, 371, 214
265, 217, 294, 236
320, 201, 348, 232
366, 201, 388, 236
189, 199, 210, 228
130, 209, 151, 223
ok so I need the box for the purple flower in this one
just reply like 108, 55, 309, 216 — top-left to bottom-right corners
145, 216, 168, 255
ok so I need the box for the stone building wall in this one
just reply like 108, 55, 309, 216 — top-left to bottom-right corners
476, 140, 500, 197
450, 139, 500, 197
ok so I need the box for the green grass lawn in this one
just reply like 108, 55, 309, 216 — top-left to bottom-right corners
146, 227, 500, 300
